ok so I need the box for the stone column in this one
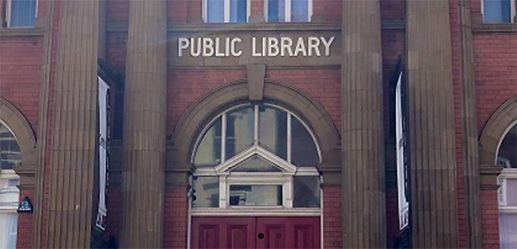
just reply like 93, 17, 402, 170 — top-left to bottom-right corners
119, 0, 167, 247
46, 0, 99, 247
341, 0, 386, 247
458, 0, 482, 247
406, 0, 459, 247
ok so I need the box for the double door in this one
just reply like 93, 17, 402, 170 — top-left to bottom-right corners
191, 216, 320, 249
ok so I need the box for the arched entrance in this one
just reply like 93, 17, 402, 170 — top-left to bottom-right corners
189, 103, 322, 249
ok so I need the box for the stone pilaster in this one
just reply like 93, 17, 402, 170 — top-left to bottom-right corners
119, 0, 167, 247
341, 0, 386, 247
46, 0, 99, 247
458, 0, 483, 247
406, 0, 459, 247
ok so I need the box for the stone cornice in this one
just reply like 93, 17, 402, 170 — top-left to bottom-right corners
107, 20, 405, 33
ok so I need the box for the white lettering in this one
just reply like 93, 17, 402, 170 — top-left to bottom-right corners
262, 37, 267, 57
307, 37, 321, 57
215, 37, 225, 57
225, 37, 230, 56
190, 38, 201, 57
231, 38, 242, 56
203, 38, 214, 56
252, 37, 261, 57
178, 38, 189, 57
268, 37, 280, 57
280, 37, 294, 57
294, 37, 307, 56
320, 36, 335, 56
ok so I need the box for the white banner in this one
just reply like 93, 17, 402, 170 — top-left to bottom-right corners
395, 72, 409, 230
96, 76, 110, 230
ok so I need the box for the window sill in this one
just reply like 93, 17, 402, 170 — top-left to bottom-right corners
472, 23, 517, 33
0, 27, 44, 37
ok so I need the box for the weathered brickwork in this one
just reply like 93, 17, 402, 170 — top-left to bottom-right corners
323, 187, 342, 248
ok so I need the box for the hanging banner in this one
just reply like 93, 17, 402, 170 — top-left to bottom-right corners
96, 76, 110, 230
395, 72, 409, 231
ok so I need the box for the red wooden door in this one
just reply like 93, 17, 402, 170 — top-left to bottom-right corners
191, 216, 320, 249
192, 217, 256, 249
256, 217, 320, 249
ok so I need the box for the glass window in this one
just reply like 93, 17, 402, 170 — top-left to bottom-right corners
206, 0, 247, 23
293, 176, 320, 207
226, 107, 254, 159
0, 213, 18, 249
259, 106, 287, 160
7, 0, 37, 27
0, 125, 21, 170
191, 103, 321, 211
192, 177, 219, 208
484, 0, 513, 23
291, 0, 309, 22
267, 0, 310, 22
229, 185, 282, 206
194, 117, 222, 166
291, 117, 318, 166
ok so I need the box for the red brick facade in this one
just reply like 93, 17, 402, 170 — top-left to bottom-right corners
0, 0, 516, 248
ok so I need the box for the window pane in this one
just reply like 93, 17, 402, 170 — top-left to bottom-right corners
499, 213, 517, 249
268, 0, 285, 22
230, 0, 247, 23
207, 0, 224, 22
229, 185, 282, 206
0, 180, 20, 209
259, 106, 287, 160
0, 213, 17, 249
193, 177, 219, 208
0, 125, 22, 170
194, 117, 222, 166
505, 178, 517, 206
291, 0, 308, 22
293, 176, 320, 207
291, 117, 319, 166
498, 124, 517, 168
484, 0, 512, 23
226, 107, 254, 159
232, 156, 281, 172
9, 0, 36, 27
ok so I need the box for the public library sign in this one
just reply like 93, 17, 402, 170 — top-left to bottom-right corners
170, 32, 341, 66
178, 36, 335, 57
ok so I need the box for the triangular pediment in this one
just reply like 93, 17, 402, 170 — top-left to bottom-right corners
214, 146, 296, 174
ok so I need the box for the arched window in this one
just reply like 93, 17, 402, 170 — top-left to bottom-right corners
0, 122, 21, 249
497, 122, 517, 249
191, 103, 321, 212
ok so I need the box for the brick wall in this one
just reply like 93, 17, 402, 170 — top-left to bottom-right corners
0, 37, 43, 129
16, 190, 34, 249
164, 186, 188, 249
323, 187, 342, 248
481, 189, 501, 249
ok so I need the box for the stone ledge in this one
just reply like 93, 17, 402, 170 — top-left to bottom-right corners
473, 24, 517, 33
107, 20, 406, 33
0, 28, 44, 37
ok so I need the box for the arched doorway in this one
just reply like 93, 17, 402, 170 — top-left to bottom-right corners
497, 122, 517, 249
189, 103, 322, 249
0, 122, 22, 248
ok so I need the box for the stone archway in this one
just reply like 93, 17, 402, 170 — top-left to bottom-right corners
0, 97, 37, 188
479, 95, 517, 166
168, 80, 341, 180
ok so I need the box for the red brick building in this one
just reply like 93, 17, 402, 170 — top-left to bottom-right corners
0, 0, 516, 248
